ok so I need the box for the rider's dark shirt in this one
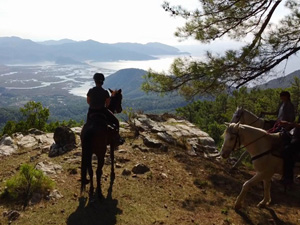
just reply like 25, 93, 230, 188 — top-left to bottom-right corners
87, 86, 109, 110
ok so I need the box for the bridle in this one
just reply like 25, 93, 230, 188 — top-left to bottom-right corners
226, 124, 271, 162
226, 124, 241, 153
107, 90, 122, 114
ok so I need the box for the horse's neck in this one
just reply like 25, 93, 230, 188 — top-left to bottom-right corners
242, 110, 264, 128
239, 125, 273, 157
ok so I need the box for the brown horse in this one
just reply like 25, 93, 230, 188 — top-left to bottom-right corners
80, 89, 122, 198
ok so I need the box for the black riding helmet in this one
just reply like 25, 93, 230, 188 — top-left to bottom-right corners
280, 91, 291, 99
93, 73, 105, 82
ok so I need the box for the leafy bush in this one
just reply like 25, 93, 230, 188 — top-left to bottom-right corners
1, 101, 83, 135
1, 164, 55, 202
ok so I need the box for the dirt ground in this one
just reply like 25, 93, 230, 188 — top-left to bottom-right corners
0, 133, 300, 225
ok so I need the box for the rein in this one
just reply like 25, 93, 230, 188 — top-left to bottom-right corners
238, 110, 262, 126
250, 149, 272, 162
107, 90, 121, 113
228, 126, 271, 162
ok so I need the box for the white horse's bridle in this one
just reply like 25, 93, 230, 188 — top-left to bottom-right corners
226, 123, 271, 162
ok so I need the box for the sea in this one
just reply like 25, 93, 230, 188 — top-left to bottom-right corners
1, 54, 194, 98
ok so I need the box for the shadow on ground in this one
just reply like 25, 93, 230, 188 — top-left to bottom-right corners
67, 174, 122, 225
67, 195, 122, 225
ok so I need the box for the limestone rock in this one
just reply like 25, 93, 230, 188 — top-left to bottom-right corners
130, 113, 217, 157
142, 135, 162, 148
0, 135, 17, 156
35, 161, 63, 175
122, 169, 131, 176
132, 163, 150, 174
17, 135, 37, 149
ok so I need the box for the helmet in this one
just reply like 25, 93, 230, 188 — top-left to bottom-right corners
93, 73, 105, 82
280, 91, 290, 98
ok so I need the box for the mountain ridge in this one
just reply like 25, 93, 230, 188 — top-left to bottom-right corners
256, 69, 300, 89
0, 36, 187, 65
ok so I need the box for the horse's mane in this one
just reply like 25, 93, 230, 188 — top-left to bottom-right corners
240, 123, 266, 132
236, 107, 258, 118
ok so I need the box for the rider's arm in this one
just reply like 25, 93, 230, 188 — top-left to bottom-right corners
279, 121, 300, 128
261, 111, 277, 116
87, 96, 91, 105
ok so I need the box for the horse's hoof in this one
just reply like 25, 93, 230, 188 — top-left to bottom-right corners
257, 203, 265, 208
257, 201, 270, 208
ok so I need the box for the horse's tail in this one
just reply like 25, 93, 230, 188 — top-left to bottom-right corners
80, 126, 93, 194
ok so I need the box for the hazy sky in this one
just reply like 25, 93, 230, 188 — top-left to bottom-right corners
0, 0, 203, 45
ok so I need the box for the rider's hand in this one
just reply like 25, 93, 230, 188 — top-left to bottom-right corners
279, 120, 290, 128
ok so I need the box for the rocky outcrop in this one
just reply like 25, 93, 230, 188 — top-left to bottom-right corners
0, 131, 54, 156
0, 113, 218, 159
130, 113, 218, 157
49, 126, 77, 157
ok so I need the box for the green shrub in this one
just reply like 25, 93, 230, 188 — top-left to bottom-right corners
1, 164, 55, 201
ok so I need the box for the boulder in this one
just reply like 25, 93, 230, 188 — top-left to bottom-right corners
0, 135, 18, 156
54, 126, 76, 147
132, 163, 150, 174
35, 161, 63, 175
50, 126, 76, 156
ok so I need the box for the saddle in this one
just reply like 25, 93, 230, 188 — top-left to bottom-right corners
269, 132, 300, 165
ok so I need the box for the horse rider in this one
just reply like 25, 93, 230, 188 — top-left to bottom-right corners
279, 118, 300, 184
261, 91, 295, 133
86, 72, 124, 146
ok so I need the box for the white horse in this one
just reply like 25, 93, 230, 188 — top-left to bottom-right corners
231, 107, 274, 130
220, 122, 284, 209
230, 107, 275, 168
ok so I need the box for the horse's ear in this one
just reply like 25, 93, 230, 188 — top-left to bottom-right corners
118, 89, 122, 94
109, 88, 113, 93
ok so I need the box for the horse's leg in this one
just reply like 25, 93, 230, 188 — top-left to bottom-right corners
110, 143, 115, 180
96, 151, 106, 199
235, 172, 264, 210
87, 158, 94, 197
257, 179, 272, 208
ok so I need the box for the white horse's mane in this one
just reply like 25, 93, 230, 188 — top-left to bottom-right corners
229, 123, 280, 139
236, 107, 258, 118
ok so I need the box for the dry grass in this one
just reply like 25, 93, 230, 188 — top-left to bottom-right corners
0, 132, 300, 225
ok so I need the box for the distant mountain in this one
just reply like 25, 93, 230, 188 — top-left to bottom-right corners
0, 37, 188, 65
104, 68, 200, 113
112, 42, 188, 56
256, 70, 300, 89
38, 39, 76, 45
104, 68, 148, 98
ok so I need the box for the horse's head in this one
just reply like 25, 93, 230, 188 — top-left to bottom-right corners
231, 107, 243, 123
107, 89, 123, 114
220, 122, 241, 159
